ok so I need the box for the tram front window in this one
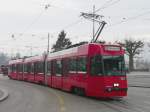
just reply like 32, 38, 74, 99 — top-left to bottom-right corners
103, 56, 125, 76
90, 55, 103, 76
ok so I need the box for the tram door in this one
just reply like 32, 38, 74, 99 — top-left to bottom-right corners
62, 58, 71, 91
45, 61, 52, 87
51, 60, 63, 89
76, 56, 88, 88
17, 64, 23, 80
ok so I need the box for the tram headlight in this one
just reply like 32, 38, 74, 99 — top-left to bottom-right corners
117, 83, 119, 86
114, 83, 119, 87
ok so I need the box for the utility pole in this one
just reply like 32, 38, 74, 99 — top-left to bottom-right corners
93, 5, 95, 41
45, 33, 50, 85
47, 33, 50, 54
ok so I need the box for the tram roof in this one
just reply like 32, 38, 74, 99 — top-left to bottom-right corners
47, 43, 122, 59
8, 43, 122, 64
9, 58, 24, 64
24, 55, 43, 62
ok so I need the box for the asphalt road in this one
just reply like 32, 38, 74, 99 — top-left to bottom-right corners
0, 72, 150, 112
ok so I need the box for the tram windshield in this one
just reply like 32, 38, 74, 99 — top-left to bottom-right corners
90, 55, 126, 76
103, 55, 126, 76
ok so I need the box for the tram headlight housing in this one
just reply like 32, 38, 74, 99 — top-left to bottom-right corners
107, 88, 112, 92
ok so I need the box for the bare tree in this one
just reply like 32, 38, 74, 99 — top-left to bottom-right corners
119, 38, 144, 71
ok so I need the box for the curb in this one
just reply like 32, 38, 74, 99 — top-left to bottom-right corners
0, 88, 9, 102
129, 85, 150, 88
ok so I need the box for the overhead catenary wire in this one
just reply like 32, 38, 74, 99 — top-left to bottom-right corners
18, 0, 52, 38
0, 1, 101, 55
107, 10, 150, 28
17, 1, 84, 39
12, 1, 147, 42
20, 10, 45, 36
94, 0, 121, 13
11, 0, 150, 41
59, 19, 83, 31
42, 0, 115, 32
18, 0, 119, 39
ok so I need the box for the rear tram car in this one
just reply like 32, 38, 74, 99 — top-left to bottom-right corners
8, 43, 128, 98
0, 65, 8, 75
23, 56, 45, 84
8, 59, 23, 80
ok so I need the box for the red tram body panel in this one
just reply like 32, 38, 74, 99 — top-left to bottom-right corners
8, 43, 128, 98
24, 56, 45, 84
23, 57, 35, 82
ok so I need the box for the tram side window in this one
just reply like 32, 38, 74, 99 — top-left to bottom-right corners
69, 58, 77, 73
47, 61, 51, 74
90, 55, 103, 76
24, 64, 27, 73
12, 64, 16, 72
10, 65, 13, 72
27, 63, 31, 73
16, 64, 19, 72
41, 62, 44, 73
9, 65, 12, 72
55, 60, 62, 76
62, 59, 69, 75
39, 62, 44, 73
18, 64, 21, 72
34, 62, 38, 73
17, 64, 20, 72
77, 57, 87, 73
31, 63, 34, 73
21, 64, 23, 72
10, 65, 12, 72
18, 64, 23, 72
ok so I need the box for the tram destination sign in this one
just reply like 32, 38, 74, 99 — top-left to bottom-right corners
104, 46, 121, 51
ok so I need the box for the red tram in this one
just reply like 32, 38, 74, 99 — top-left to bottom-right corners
8, 43, 128, 98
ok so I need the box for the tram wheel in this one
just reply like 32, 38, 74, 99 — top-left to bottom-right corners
74, 87, 85, 96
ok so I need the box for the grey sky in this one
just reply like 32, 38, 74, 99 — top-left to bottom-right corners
0, 0, 150, 57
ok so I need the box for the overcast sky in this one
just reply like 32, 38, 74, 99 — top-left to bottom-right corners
0, 0, 150, 57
